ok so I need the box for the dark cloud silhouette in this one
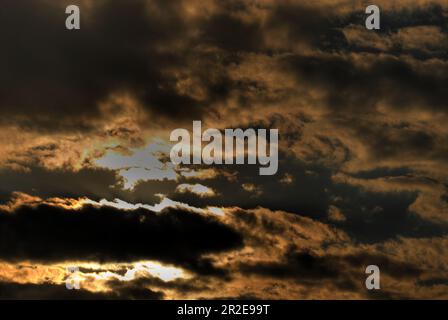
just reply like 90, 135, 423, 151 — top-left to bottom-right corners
0, 203, 243, 273
0, 281, 163, 300
238, 249, 422, 297
0, 167, 117, 203
0, 166, 178, 206
281, 54, 448, 113
168, 156, 448, 243
0, 0, 211, 130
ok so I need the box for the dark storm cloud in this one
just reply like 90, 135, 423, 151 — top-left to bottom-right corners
172, 160, 331, 218
0, 167, 118, 202
268, 3, 448, 56
0, 0, 201, 131
240, 251, 341, 281
106, 276, 208, 298
0, 281, 164, 299
346, 119, 448, 162
103, 278, 165, 299
328, 183, 445, 243
266, 3, 350, 51
238, 249, 422, 293
380, 3, 447, 33
0, 0, 446, 132
200, 13, 263, 52
0, 166, 178, 206
0, 203, 243, 273
168, 155, 448, 243
281, 53, 448, 113
0, 0, 317, 133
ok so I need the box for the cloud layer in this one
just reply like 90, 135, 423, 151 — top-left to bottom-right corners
0, 0, 447, 299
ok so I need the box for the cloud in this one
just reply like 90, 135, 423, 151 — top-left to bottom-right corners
0, 281, 164, 300
0, 0, 202, 128
176, 184, 217, 198
1, 0, 448, 299
0, 198, 447, 299
241, 183, 263, 196
0, 197, 243, 274
328, 205, 346, 222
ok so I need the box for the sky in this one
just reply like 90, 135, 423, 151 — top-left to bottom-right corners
0, 0, 448, 299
